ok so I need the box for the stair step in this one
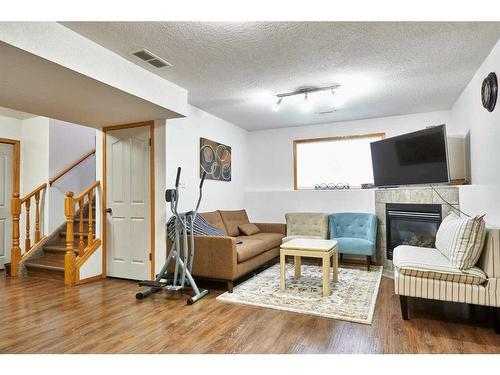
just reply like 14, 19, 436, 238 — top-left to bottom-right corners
60, 231, 90, 237
25, 253, 65, 268
44, 245, 80, 254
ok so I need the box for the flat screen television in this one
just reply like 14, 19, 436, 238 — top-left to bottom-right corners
370, 125, 449, 187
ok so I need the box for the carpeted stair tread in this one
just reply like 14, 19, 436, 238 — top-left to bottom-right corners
44, 245, 80, 254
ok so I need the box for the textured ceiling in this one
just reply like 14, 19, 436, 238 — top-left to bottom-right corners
62, 22, 500, 131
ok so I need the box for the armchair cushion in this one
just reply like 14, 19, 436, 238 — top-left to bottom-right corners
394, 245, 487, 285
334, 237, 375, 256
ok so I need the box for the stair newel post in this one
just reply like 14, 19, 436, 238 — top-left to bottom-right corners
78, 198, 84, 256
11, 194, 22, 277
24, 198, 31, 252
64, 192, 76, 286
34, 191, 41, 243
88, 190, 94, 247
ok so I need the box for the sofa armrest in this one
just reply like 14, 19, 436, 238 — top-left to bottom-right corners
254, 223, 286, 235
191, 235, 238, 280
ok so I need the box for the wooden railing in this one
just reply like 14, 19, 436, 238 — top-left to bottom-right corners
64, 181, 101, 286
11, 183, 48, 276
49, 148, 96, 186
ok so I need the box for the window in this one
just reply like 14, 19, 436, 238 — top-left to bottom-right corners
293, 133, 385, 190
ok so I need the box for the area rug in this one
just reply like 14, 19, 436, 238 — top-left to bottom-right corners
216, 263, 383, 324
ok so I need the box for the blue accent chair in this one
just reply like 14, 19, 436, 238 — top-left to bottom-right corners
328, 213, 378, 270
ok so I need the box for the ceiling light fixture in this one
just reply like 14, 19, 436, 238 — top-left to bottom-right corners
271, 84, 341, 111
272, 97, 283, 111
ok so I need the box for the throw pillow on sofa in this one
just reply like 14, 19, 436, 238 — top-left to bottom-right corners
239, 223, 261, 236
435, 212, 486, 270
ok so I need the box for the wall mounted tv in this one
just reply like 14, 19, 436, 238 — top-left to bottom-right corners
370, 125, 449, 187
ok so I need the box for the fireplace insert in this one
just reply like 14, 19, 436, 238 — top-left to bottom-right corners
386, 203, 442, 260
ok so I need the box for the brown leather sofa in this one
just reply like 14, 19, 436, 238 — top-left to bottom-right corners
168, 209, 285, 292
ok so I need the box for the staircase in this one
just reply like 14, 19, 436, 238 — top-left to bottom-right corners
22, 203, 95, 282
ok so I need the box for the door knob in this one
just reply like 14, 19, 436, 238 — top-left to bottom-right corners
105, 208, 112, 214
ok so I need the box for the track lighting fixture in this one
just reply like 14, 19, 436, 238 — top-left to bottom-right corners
271, 84, 341, 111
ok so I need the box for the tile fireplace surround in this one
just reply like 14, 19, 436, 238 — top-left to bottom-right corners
374, 186, 460, 275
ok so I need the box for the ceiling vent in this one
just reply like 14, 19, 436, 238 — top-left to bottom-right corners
131, 49, 172, 68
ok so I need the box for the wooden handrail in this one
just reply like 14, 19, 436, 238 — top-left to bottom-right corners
74, 181, 100, 201
49, 148, 96, 186
21, 183, 47, 203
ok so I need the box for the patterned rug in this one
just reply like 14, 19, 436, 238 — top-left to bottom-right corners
217, 263, 383, 324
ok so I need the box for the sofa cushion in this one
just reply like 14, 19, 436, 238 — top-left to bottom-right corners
244, 232, 283, 249
235, 238, 270, 263
200, 211, 228, 235
239, 223, 261, 236
393, 245, 487, 285
220, 210, 250, 237
333, 237, 375, 256
435, 213, 486, 270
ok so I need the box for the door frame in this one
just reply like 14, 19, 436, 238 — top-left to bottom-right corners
102, 121, 155, 280
0, 138, 20, 268
0, 138, 20, 195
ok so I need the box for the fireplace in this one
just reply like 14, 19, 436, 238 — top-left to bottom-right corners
386, 203, 442, 260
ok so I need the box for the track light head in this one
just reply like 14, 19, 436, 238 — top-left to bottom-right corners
272, 97, 282, 111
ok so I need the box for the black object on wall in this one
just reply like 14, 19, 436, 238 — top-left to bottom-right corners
481, 72, 498, 112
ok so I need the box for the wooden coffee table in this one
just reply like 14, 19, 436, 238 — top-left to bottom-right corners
280, 238, 338, 297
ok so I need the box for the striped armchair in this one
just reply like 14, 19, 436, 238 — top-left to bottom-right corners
394, 228, 500, 333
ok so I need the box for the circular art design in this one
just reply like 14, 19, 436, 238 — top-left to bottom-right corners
200, 138, 232, 181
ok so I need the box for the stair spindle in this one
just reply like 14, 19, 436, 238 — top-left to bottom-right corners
34, 192, 41, 243
64, 192, 76, 286
88, 190, 94, 247
79, 198, 84, 256
11, 194, 22, 277
25, 199, 31, 252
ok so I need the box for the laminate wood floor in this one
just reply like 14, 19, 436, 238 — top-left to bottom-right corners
1, 271, 499, 354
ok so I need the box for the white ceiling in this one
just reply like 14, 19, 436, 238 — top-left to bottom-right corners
62, 22, 500, 131
0, 41, 181, 128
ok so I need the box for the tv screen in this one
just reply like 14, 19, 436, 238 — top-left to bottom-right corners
370, 125, 449, 187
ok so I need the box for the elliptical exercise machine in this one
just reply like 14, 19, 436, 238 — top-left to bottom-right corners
136, 167, 209, 304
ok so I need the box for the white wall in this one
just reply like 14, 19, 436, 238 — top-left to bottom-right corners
0, 115, 49, 245
245, 110, 453, 222
166, 105, 248, 214
48, 119, 96, 232
450, 39, 500, 227
0, 114, 22, 140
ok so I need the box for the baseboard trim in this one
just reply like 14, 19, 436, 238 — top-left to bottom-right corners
78, 274, 103, 285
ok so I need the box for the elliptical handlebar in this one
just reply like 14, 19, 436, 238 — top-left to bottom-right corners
175, 167, 181, 188
199, 171, 206, 188
194, 171, 206, 215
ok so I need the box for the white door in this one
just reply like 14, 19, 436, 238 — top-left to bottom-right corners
0, 143, 13, 270
106, 127, 151, 280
